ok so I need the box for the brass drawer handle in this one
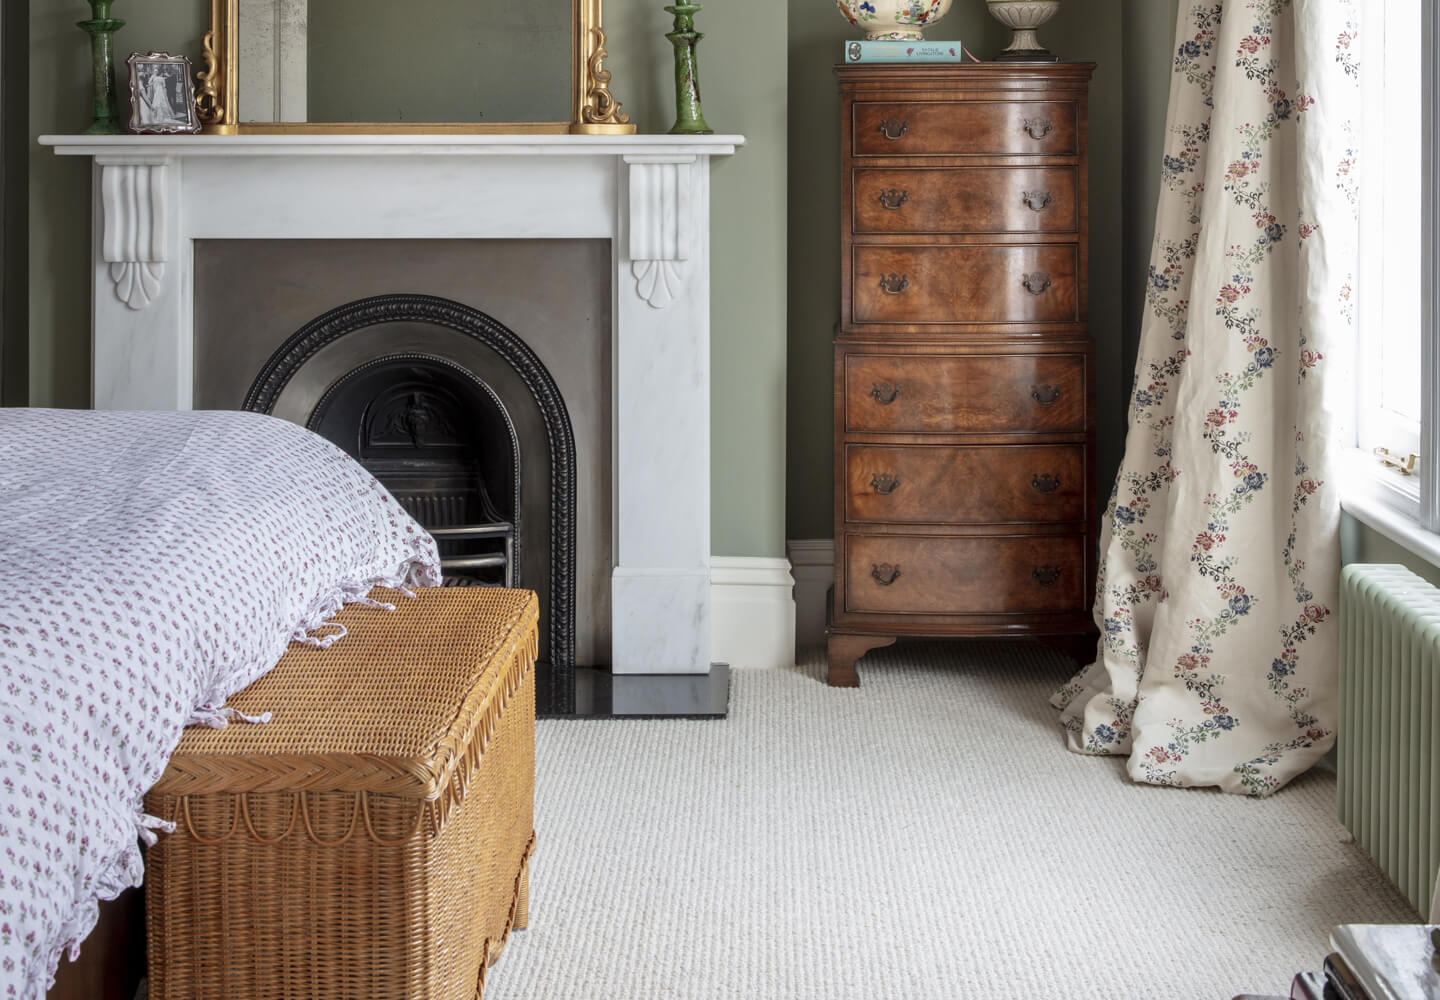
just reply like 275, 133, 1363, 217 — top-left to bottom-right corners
1031, 384, 1061, 406
1032, 565, 1061, 587
878, 118, 908, 141
878, 188, 910, 211
1031, 473, 1061, 494
871, 472, 901, 495
1024, 117, 1053, 140
872, 563, 902, 586
871, 382, 901, 405
1023, 190, 1053, 212
1022, 271, 1052, 295
879, 273, 910, 295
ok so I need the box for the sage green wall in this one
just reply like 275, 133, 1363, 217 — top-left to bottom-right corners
1341, 516, 1440, 588
604, 0, 789, 557
27, 0, 787, 559
3, 1, 28, 405
29, 2, 207, 410
1120, 0, 1177, 397
306, 1, 571, 123
785, 1, 1127, 542
24, 3, 1419, 593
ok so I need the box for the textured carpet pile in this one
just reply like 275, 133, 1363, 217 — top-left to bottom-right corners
489, 642, 1416, 999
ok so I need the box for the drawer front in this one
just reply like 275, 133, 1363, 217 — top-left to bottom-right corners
853, 101, 1078, 157
845, 533, 1086, 615
854, 167, 1079, 235
853, 245, 1078, 325
846, 444, 1085, 524
845, 354, 1086, 435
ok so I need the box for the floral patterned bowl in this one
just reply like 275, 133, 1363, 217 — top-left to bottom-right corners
836, 0, 955, 41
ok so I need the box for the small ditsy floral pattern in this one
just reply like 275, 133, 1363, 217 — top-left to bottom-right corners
1051, 0, 1360, 797
0, 409, 440, 996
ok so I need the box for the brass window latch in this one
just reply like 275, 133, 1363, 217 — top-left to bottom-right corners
1374, 447, 1420, 476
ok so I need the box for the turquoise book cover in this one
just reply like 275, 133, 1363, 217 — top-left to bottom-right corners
843, 40, 967, 63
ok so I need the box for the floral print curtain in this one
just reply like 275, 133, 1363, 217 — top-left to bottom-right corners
1052, 0, 1360, 795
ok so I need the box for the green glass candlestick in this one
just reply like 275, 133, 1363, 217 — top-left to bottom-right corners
666, 3, 713, 136
78, 0, 125, 134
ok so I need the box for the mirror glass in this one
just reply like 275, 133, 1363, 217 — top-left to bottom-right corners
238, 0, 572, 125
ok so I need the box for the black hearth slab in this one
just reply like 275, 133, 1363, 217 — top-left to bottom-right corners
548, 663, 730, 719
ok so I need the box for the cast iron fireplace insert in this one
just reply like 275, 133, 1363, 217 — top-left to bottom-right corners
242, 294, 577, 714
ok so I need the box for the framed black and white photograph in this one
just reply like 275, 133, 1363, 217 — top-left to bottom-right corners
126, 52, 200, 135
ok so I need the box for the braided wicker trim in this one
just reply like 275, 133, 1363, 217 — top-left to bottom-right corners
426, 623, 538, 831
158, 632, 535, 844
151, 589, 538, 843
478, 830, 536, 991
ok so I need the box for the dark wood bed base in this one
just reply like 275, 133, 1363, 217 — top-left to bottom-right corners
47, 887, 146, 1000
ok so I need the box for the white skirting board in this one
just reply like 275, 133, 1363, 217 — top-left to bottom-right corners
710, 557, 797, 669
787, 539, 835, 650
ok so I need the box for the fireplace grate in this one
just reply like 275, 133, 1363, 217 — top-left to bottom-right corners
394, 490, 514, 588
399, 493, 472, 531
430, 523, 514, 588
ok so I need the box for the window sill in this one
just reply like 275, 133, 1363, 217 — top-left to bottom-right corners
1340, 450, 1440, 570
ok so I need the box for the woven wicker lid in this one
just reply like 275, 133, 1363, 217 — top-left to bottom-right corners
150, 586, 539, 802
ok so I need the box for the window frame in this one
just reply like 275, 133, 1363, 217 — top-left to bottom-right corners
1349, 0, 1439, 536
1420, 0, 1440, 532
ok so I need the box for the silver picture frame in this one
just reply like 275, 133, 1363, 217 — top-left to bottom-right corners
126, 51, 200, 135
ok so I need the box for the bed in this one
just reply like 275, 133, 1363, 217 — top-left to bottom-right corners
0, 408, 441, 999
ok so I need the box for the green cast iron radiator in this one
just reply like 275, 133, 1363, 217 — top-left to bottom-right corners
1339, 563, 1440, 916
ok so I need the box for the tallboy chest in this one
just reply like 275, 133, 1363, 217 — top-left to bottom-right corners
827, 63, 1099, 686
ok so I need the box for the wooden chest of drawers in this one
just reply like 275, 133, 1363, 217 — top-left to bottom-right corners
828, 63, 1098, 686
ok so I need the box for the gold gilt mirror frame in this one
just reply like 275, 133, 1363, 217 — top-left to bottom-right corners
195, 0, 636, 135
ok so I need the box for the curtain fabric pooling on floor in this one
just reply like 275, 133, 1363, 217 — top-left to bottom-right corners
1052, 0, 1360, 795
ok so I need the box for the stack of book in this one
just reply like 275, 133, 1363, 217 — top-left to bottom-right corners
842, 40, 971, 63
1300, 924, 1440, 999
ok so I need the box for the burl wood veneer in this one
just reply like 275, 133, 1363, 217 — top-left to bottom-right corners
851, 243, 1080, 326
852, 166, 1080, 235
828, 63, 1099, 686
844, 443, 1087, 525
843, 352, 1088, 435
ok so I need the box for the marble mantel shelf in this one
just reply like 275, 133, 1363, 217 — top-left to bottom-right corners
43, 130, 744, 677
42, 132, 744, 312
41, 133, 745, 158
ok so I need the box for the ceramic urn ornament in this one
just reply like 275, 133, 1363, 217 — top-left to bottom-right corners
987, 0, 1061, 61
835, 0, 955, 41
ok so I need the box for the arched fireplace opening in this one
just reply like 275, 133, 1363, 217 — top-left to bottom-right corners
243, 294, 577, 713
309, 356, 520, 586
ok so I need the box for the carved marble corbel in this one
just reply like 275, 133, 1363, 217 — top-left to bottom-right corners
98, 158, 170, 310
626, 155, 695, 310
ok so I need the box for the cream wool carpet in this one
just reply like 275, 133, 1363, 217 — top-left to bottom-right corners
488, 642, 1416, 1000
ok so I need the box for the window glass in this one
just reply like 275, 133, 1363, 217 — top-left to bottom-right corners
1358, 0, 1424, 456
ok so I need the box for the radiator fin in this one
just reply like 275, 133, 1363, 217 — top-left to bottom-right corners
1339, 563, 1440, 916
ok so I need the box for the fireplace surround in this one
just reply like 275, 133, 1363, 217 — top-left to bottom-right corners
42, 132, 744, 706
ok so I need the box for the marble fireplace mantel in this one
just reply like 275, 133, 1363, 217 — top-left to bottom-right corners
42, 132, 744, 676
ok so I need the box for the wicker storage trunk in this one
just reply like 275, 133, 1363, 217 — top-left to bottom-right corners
144, 587, 539, 1000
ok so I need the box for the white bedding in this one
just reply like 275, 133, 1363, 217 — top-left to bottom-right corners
0, 408, 441, 997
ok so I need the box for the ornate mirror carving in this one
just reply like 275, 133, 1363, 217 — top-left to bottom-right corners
197, 0, 634, 134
